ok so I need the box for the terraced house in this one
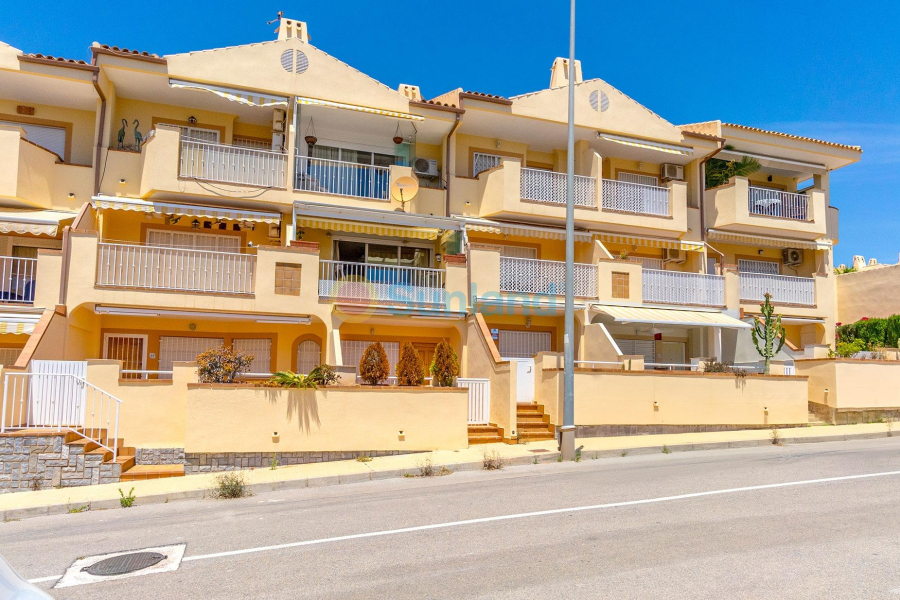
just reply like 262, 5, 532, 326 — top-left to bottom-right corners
0, 16, 865, 491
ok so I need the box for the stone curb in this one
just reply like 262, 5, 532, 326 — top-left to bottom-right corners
1, 432, 893, 522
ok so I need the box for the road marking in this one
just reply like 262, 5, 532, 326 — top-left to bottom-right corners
27, 468, 900, 583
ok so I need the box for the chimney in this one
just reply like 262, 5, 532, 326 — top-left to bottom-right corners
276, 17, 309, 43
869, 258, 878, 267
549, 57, 583, 89
398, 84, 422, 102
852, 255, 866, 271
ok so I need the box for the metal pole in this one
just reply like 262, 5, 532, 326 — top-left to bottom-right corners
560, 0, 577, 460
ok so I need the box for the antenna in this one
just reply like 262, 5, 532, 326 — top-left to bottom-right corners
267, 11, 284, 25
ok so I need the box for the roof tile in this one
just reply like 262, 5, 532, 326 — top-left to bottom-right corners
723, 122, 861, 152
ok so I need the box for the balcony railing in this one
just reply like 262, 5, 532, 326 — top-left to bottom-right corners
179, 139, 287, 188
318, 260, 445, 306
500, 256, 597, 298
602, 179, 669, 216
748, 186, 810, 221
96, 243, 256, 295
740, 272, 815, 306
0, 257, 36, 305
295, 156, 390, 200
642, 269, 724, 307
520, 168, 596, 207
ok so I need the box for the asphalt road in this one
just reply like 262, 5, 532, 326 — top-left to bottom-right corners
3, 437, 900, 599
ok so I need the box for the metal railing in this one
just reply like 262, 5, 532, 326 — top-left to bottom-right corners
602, 179, 669, 216
1, 372, 122, 460
520, 168, 596, 207
500, 256, 598, 298
642, 269, 725, 307
457, 377, 491, 424
0, 257, 36, 304
318, 260, 445, 306
748, 187, 809, 221
294, 156, 390, 200
180, 139, 287, 188
739, 272, 816, 306
96, 242, 256, 295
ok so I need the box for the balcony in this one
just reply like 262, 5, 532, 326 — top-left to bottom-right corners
520, 168, 595, 207
0, 257, 37, 305
739, 272, 815, 307
499, 256, 598, 298
642, 269, 724, 307
96, 243, 256, 295
748, 187, 809, 221
318, 260, 445, 306
295, 156, 390, 201
601, 179, 669, 217
179, 138, 287, 188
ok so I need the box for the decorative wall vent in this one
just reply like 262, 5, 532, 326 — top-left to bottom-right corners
589, 90, 610, 112
280, 49, 309, 74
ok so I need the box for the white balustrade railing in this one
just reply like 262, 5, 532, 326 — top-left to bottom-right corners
180, 139, 287, 188
319, 260, 445, 306
0, 257, 36, 304
295, 156, 390, 200
2, 372, 122, 460
457, 377, 491, 425
748, 187, 809, 221
642, 269, 725, 307
740, 272, 816, 306
500, 256, 598, 298
96, 243, 256, 295
520, 168, 596, 207
602, 179, 669, 216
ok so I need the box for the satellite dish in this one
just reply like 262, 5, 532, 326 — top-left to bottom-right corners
390, 176, 419, 207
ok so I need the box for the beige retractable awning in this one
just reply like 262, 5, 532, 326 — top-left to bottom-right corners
592, 305, 751, 329
707, 229, 831, 250
0, 312, 41, 335
169, 79, 289, 107
598, 133, 693, 156
593, 232, 704, 252
461, 218, 593, 242
0, 209, 77, 237
297, 97, 424, 121
92, 196, 282, 224
296, 217, 439, 240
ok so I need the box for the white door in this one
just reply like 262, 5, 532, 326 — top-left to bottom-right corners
657, 341, 686, 368
497, 330, 550, 404
29, 360, 87, 426
513, 359, 536, 403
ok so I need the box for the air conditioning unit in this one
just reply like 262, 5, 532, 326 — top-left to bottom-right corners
272, 109, 287, 132
783, 248, 804, 266
271, 132, 285, 153
413, 158, 439, 178
660, 163, 683, 181
664, 248, 685, 263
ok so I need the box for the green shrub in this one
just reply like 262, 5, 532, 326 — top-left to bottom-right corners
396, 342, 425, 386
307, 364, 338, 386
837, 315, 900, 350
359, 342, 390, 385
212, 473, 248, 499
830, 339, 866, 358
197, 345, 253, 383
119, 487, 136, 508
268, 370, 316, 389
430, 340, 459, 387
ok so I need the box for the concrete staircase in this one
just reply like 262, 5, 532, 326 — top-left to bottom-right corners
467, 424, 504, 445
63, 431, 184, 482
517, 403, 556, 442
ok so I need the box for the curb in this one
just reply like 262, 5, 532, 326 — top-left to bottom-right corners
1, 431, 893, 522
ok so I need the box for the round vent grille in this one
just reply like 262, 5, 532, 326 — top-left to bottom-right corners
590, 90, 610, 112
280, 49, 309, 74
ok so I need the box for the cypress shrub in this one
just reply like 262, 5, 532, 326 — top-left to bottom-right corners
396, 342, 425, 386
358, 342, 390, 385
836, 315, 900, 349
430, 340, 460, 387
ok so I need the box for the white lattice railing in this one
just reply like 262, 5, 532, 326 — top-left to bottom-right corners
295, 156, 390, 200
0, 257, 36, 305
96, 243, 256, 295
520, 168, 596, 207
180, 139, 287, 188
500, 256, 598, 298
318, 260, 445, 306
457, 378, 491, 425
748, 187, 810, 221
602, 179, 669, 216
642, 269, 725, 307
740, 272, 816, 306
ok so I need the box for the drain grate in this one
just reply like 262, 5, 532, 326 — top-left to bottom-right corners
82, 552, 167, 577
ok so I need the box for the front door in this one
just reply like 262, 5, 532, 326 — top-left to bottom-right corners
103, 334, 148, 379
497, 330, 550, 404
657, 341, 686, 368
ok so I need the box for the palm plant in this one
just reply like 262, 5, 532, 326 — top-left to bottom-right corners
705, 145, 762, 189
268, 370, 317, 389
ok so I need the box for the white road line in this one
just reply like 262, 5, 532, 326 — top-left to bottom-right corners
28, 468, 900, 583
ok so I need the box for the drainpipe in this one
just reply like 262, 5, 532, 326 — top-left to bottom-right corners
698, 141, 725, 272
90, 70, 107, 196
444, 112, 462, 217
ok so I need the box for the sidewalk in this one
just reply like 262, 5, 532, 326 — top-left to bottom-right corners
1, 423, 894, 521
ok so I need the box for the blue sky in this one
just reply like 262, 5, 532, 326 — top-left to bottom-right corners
1, 1, 897, 266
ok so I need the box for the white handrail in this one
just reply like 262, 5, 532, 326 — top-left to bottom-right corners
748, 186, 809, 221
0, 256, 36, 305
739, 272, 816, 306
295, 155, 391, 200
520, 168, 596, 207
642, 269, 725, 307
180, 139, 287, 188
602, 179, 669, 216
500, 256, 598, 298
96, 242, 256, 295
457, 377, 491, 424
318, 260, 445, 306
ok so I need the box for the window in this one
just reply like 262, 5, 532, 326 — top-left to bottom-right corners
334, 239, 431, 267
497, 330, 551, 359
611, 272, 630, 299
160, 124, 219, 143
0, 120, 66, 159
275, 263, 302, 296
296, 340, 321, 375
0, 347, 22, 366
11, 246, 38, 259
341, 340, 400, 377
473, 152, 502, 177
738, 259, 780, 275
233, 136, 272, 150
146, 229, 241, 253
232, 338, 272, 374
615, 339, 656, 364
638, 257, 664, 271
103, 334, 148, 379
500, 246, 538, 259
618, 172, 659, 187
312, 145, 396, 167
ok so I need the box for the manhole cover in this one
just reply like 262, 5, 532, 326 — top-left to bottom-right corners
82, 552, 167, 576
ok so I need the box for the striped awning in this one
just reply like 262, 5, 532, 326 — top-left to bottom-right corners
0, 312, 40, 335
169, 79, 289, 107
598, 133, 693, 156
592, 305, 750, 329
707, 229, 831, 250
461, 218, 593, 242
297, 97, 424, 121
296, 217, 439, 240
92, 196, 282, 224
0, 209, 76, 237
593, 232, 704, 252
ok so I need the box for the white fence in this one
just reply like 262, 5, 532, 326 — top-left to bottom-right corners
748, 187, 809, 221
0, 257, 36, 305
642, 269, 725, 307
318, 260, 445, 306
180, 139, 287, 188
739, 272, 816, 306
520, 168, 596, 207
602, 179, 669, 216
500, 256, 598, 298
96, 243, 256, 295
457, 378, 491, 425
295, 156, 390, 200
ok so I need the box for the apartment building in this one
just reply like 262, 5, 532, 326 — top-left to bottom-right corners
0, 16, 866, 487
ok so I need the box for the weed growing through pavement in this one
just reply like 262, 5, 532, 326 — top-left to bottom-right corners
417, 458, 452, 477
887, 417, 894, 438
557, 455, 563, 462
533, 457, 538, 465
574, 449, 582, 463
771, 428, 783, 446
355, 455, 373, 463
67, 504, 89, 514
212, 473, 249, 499
620, 450, 629, 457
483, 451, 505, 470
118, 487, 136, 508
661, 445, 670, 454
269, 453, 279, 470
29, 479, 42, 492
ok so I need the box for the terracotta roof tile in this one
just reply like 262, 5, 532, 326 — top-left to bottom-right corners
94, 44, 162, 59
416, 98, 458, 108
723, 122, 861, 152
24, 53, 89, 66
463, 90, 507, 101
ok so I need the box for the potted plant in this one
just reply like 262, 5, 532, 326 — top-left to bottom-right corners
396, 342, 425, 386
430, 340, 459, 387
358, 342, 390, 385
